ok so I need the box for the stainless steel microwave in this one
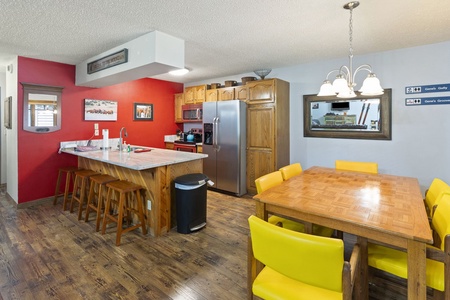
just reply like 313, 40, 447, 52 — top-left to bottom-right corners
182, 104, 202, 122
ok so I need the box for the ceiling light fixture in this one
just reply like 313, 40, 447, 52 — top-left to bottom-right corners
318, 1, 383, 98
169, 68, 190, 76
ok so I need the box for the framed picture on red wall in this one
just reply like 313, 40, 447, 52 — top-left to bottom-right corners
84, 99, 118, 121
134, 103, 153, 121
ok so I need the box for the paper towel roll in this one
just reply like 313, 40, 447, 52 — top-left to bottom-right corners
102, 129, 109, 149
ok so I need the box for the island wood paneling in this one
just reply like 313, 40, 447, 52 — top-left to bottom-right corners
78, 157, 202, 236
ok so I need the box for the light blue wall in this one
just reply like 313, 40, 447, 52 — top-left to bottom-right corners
190, 41, 450, 192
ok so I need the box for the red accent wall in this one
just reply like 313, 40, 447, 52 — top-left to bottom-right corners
17, 56, 183, 203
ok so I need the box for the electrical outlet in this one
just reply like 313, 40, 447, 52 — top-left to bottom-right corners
94, 129, 99, 136
147, 200, 152, 210
94, 123, 99, 130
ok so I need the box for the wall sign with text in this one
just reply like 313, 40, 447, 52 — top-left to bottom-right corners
405, 83, 450, 106
405, 96, 450, 106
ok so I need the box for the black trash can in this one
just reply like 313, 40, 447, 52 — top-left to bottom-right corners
174, 173, 209, 234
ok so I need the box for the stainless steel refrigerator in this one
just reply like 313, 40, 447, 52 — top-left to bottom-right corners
202, 100, 246, 196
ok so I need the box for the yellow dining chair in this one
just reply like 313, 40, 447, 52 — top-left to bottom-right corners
248, 215, 360, 300
368, 193, 450, 299
424, 178, 450, 218
279, 163, 303, 180
335, 160, 378, 174
255, 171, 334, 237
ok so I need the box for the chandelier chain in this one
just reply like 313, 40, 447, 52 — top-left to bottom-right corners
349, 6, 354, 58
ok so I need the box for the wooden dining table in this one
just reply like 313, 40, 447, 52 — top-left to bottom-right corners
253, 166, 433, 300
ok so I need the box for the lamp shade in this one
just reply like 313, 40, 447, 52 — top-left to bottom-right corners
318, 80, 336, 96
332, 76, 349, 94
337, 88, 356, 98
359, 73, 383, 95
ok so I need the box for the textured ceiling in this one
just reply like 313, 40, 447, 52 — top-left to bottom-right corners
1, 0, 450, 84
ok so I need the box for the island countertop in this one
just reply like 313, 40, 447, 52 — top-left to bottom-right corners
61, 147, 207, 170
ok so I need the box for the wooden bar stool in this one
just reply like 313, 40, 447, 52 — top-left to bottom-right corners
53, 166, 81, 210
70, 169, 100, 220
101, 180, 147, 246
85, 174, 119, 232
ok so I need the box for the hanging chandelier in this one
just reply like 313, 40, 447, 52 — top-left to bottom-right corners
318, 1, 383, 98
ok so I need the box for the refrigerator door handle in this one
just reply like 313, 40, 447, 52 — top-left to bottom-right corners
213, 116, 220, 151
216, 116, 220, 151
212, 117, 217, 149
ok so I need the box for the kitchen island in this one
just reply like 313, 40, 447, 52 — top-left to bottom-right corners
61, 147, 207, 237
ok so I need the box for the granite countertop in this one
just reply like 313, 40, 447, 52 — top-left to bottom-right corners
61, 146, 207, 170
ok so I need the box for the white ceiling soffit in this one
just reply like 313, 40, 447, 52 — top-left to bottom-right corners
75, 31, 184, 88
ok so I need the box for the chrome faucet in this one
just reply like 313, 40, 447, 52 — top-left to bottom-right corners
119, 127, 128, 151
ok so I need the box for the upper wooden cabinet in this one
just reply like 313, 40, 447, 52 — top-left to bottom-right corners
218, 87, 235, 101
174, 93, 184, 123
205, 89, 218, 102
246, 78, 290, 194
246, 80, 275, 104
184, 84, 208, 104
235, 86, 248, 101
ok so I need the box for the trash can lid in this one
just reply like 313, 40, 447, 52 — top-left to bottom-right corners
174, 173, 209, 185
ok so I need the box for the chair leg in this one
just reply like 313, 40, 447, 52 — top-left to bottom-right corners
70, 176, 81, 213
116, 193, 125, 246
102, 188, 113, 235
77, 178, 88, 220
433, 290, 445, 300
95, 184, 105, 232
53, 169, 63, 205
62, 171, 73, 211
135, 190, 147, 235
84, 180, 96, 222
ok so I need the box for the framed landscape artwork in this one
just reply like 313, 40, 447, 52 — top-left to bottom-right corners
134, 103, 153, 121
84, 99, 118, 121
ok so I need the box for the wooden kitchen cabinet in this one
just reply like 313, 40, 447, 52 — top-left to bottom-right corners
235, 85, 248, 101
218, 87, 235, 101
165, 142, 174, 150
174, 93, 184, 123
184, 84, 208, 104
246, 78, 290, 194
246, 80, 275, 104
205, 89, 218, 102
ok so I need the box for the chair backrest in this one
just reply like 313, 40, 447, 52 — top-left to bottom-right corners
279, 163, 303, 180
425, 178, 450, 214
335, 160, 378, 174
248, 215, 344, 292
255, 171, 284, 194
431, 193, 450, 251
